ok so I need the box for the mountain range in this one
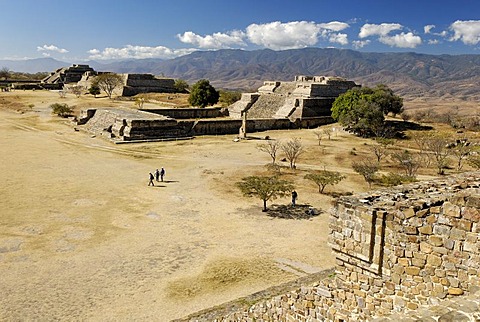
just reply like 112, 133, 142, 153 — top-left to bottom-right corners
2, 48, 480, 100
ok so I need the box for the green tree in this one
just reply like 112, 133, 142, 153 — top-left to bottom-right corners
331, 85, 403, 137
236, 176, 294, 211
88, 84, 101, 98
219, 90, 241, 107
50, 103, 73, 117
174, 79, 189, 93
304, 170, 345, 193
92, 73, 124, 99
188, 79, 219, 108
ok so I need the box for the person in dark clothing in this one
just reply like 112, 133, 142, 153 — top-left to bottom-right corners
148, 172, 155, 186
291, 190, 298, 207
155, 169, 160, 182
160, 167, 165, 182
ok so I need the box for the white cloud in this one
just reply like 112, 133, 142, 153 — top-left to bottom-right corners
359, 23, 402, 38
450, 20, 480, 45
87, 45, 195, 60
318, 21, 349, 32
352, 40, 371, 49
244, 21, 350, 50
428, 39, 440, 45
424, 25, 435, 34
177, 30, 246, 49
380, 32, 422, 48
329, 33, 349, 45
246, 21, 321, 50
358, 23, 421, 48
37, 44, 69, 54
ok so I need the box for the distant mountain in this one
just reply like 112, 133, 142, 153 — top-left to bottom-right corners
145, 48, 480, 100
2, 49, 480, 100
0, 58, 69, 74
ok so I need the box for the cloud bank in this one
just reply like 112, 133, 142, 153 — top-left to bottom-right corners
87, 19, 480, 60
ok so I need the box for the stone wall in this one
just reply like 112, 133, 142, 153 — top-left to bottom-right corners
184, 172, 480, 321
79, 108, 333, 141
141, 108, 225, 119
121, 74, 176, 96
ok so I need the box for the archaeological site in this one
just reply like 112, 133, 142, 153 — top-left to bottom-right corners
77, 74, 359, 142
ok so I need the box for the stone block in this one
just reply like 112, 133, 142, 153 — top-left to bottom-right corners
447, 287, 464, 295
405, 266, 421, 276
462, 207, 480, 222
433, 224, 451, 236
418, 225, 433, 235
403, 207, 416, 219
453, 218, 473, 231
443, 202, 461, 217
430, 206, 441, 214
427, 254, 443, 266
429, 235, 444, 246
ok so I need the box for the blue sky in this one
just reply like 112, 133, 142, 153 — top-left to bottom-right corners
1, 0, 480, 61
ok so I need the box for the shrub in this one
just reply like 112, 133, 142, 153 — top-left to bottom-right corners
50, 103, 73, 117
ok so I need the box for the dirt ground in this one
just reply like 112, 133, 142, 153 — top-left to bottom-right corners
0, 90, 475, 321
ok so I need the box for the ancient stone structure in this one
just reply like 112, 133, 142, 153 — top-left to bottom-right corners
228, 76, 359, 120
180, 172, 480, 321
78, 107, 332, 141
41, 64, 95, 89
120, 74, 176, 96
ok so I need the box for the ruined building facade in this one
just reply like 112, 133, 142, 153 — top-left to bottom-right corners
228, 76, 359, 120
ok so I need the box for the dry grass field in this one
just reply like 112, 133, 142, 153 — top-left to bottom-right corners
0, 90, 478, 321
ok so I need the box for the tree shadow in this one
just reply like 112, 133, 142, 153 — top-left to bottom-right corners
266, 204, 321, 220
385, 120, 433, 139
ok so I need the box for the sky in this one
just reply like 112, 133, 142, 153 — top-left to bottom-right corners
1, 0, 480, 61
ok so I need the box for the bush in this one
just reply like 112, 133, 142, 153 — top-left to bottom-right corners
377, 172, 416, 187
50, 103, 73, 117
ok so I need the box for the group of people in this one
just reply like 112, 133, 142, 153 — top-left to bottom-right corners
148, 167, 165, 186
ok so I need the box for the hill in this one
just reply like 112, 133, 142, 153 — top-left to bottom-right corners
2, 48, 480, 100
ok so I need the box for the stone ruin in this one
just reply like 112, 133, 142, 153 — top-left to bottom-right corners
180, 172, 480, 321
228, 75, 359, 120
119, 74, 176, 97
78, 72, 177, 97
41, 64, 95, 89
77, 75, 355, 142
41, 64, 177, 96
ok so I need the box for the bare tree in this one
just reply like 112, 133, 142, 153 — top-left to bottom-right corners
352, 160, 379, 189
92, 73, 124, 99
69, 85, 83, 98
0, 67, 10, 80
412, 132, 432, 168
281, 137, 304, 169
451, 137, 477, 171
257, 140, 281, 165
391, 150, 420, 178
425, 133, 452, 174
370, 138, 394, 164
322, 128, 332, 140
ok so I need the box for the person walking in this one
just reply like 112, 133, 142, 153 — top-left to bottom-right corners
148, 172, 155, 186
160, 167, 165, 182
291, 190, 298, 207
155, 169, 160, 182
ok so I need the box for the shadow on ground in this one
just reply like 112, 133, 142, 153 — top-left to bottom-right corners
266, 204, 321, 220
